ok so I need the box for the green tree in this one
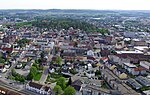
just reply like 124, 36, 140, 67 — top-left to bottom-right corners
0, 57, 5, 63
12, 69, 17, 76
27, 66, 38, 80
27, 71, 34, 80
40, 51, 45, 60
56, 56, 62, 66
53, 85, 63, 95
30, 66, 38, 76
67, 77, 72, 86
32, 63, 39, 69
64, 86, 76, 95
56, 77, 66, 90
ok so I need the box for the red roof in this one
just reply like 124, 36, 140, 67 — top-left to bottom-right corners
87, 56, 95, 60
101, 57, 108, 60
134, 67, 146, 71
1, 48, 13, 52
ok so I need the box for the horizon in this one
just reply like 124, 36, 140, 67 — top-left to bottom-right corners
1, 9, 150, 11
1, 0, 150, 10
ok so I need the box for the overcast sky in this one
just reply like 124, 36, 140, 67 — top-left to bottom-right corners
0, 0, 150, 10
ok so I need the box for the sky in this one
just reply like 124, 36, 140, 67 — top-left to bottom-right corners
0, 0, 150, 10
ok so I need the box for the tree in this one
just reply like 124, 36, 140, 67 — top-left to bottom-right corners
64, 86, 76, 95
11, 69, 25, 82
27, 71, 34, 80
12, 69, 17, 76
56, 77, 66, 90
67, 77, 72, 86
74, 42, 78, 47
32, 63, 39, 69
55, 56, 62, 66
0, 57, 5, 63
53, 85, 63, 95
27, 66, 38, 80
40, 51, 45, 60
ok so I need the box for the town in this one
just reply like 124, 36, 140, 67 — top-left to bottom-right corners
0, 9, 150, 95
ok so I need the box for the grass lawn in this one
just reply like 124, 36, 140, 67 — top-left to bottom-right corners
46, 74, 57, 83
50, 73, 63, 79
34, 72, 42, 81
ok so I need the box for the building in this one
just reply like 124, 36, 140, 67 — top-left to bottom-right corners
142, 90, 150, 95
26, 82, 52, 95
140, 61, 150, 70
2, 35, 17, 43
135, 76, 150, 87
127, 78, 142, 90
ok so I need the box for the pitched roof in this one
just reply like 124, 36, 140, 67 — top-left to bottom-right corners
43, 86, 51, 92
134, 67, 146, 71
28, 82, 43, 89
71, 79, 83, 91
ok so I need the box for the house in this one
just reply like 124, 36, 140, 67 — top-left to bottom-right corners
16, 63, 23, 69
127, 78, 142, 90
62, 50, 76, 57
132, 67, 146, 75
87, 50, 94, 56
115, 50, 150, 63
2, 35, 17, 43
34, 39, 49, 45
86, 71, 95, 78
142, 90, 150, 95
0, 63, 6, 73
140, 61, 150, 70
124, 32, 136, 38
131, 39, 147, 46
135, 76, 150, 87
26, 82, 52, 95
100, 57, 108, 63
71, 79, 83, 92
123, 63, 137, 74
108, 55, 130, 65
87, 63, 92, 70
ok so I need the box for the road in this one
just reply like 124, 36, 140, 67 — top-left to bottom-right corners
0, 80, 40, 95
4, 45, 31, 77
39, 66, 49, 84
39, 52, 53, 84
100, 65, 141, 95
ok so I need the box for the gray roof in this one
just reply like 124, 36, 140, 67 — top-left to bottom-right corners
135, 76, 150, 86
127, 78, 142, 89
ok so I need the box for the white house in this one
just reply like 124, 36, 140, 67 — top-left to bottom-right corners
34, 39, 49, 45
143, 90, 150, 95
87, 63, 92, 70
48, 42, 55, 49
86, 71, 95, 78
140, 61, 150, 70
87, 50, 94, 56
26, 82, 52, 95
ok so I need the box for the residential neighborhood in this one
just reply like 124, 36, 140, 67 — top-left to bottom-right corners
0, 9, 150, 95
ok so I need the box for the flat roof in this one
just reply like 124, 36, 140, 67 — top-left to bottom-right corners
143, 90, 150, 95
123, 63, 137, 68
116, 50, 143, 54
140, 61, 150, 66
134, 46, 149, 51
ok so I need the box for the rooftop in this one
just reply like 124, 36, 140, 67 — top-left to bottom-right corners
123, 63, 137, 68
116, 50, 143, 54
